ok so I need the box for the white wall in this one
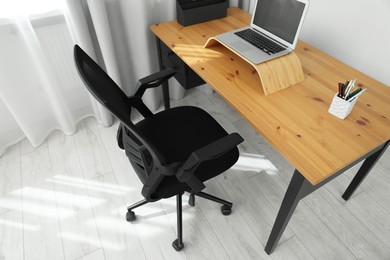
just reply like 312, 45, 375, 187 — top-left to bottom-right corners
299, 0, 390, 86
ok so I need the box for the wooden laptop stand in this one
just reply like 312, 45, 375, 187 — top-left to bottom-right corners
204, 37, 305, 95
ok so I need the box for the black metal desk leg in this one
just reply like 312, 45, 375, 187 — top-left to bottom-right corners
342, 140, 390, 201
155, 37, 170, 110
265, 170, 310, 254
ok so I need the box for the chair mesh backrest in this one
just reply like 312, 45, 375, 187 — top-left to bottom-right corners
74, 45, 160, 187
74, 45, 132, 126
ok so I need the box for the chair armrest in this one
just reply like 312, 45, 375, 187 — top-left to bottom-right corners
176, 133, 244, 192
190, 133, 243, 162
134, 67, 176, 98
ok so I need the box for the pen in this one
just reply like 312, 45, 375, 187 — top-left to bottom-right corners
341, 83, 346, 98
342, 80, 349, 98
346, 87, 362, 100
344, 79, 356, 99
338, 82, 342, 97
348, 88, 366, 102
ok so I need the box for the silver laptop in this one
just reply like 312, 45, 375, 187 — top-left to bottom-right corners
216, 0, 309, 64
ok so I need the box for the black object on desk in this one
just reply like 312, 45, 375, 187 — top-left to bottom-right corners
177, 0, 228, 26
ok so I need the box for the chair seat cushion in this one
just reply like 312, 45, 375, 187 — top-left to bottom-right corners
135, 106, 239, 198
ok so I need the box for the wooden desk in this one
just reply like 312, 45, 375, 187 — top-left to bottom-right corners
151, 8, 390, 254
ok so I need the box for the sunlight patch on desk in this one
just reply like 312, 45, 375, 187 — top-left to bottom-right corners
232, 153, 278, 174
174, 44, 225, 63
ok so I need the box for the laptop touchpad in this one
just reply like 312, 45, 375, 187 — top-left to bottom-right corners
230, 40, 252, 53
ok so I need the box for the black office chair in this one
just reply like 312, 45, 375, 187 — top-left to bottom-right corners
74, 44, 243, 251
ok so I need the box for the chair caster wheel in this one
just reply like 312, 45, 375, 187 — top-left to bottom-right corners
126, 211, 136, 222
172, 239, 184, 251
188, 194, 195, 207
221, 205, 232, 215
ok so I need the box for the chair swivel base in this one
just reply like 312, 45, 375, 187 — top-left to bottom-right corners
126, 211, 136, 222
188, 194, 195, 207
172, 239, 184, 251
125, 199, 148, 222
188, 192, 232, 215
125, 198, 232, 221
221, 204, 232, 215
126, 192, 232, 252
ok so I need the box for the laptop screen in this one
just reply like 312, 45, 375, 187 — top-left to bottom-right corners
252, 0, 306, 44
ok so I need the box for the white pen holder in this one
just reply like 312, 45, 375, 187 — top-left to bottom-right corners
328, 94, 358, 119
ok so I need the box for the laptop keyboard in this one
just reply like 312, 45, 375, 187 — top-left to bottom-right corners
235, 29, 285, 55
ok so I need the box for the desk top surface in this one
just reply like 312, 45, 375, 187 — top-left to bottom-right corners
151, 8, 390, 185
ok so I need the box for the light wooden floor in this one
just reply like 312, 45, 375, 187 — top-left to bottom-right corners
1, 87, 389, 260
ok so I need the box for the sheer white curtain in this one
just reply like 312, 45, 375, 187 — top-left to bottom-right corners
0, 0, 250, 157
0, 1, 83, 156
0, 0, 179, 156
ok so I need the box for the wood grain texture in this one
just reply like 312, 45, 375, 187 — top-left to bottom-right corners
20, 148, 64, 260
0, 210, 24, 260
73, 118, 112, 180
303, 184, 390, 260
0, 144, 21, 215
85, 173, 147, 260
204, 37, 305, 95
160, 197, 230, 260
194, 179, 271, 260
78, 249, 106, 260
150, 8, 390, 185
47, 131, 101, 260
0, 91, 389, 259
